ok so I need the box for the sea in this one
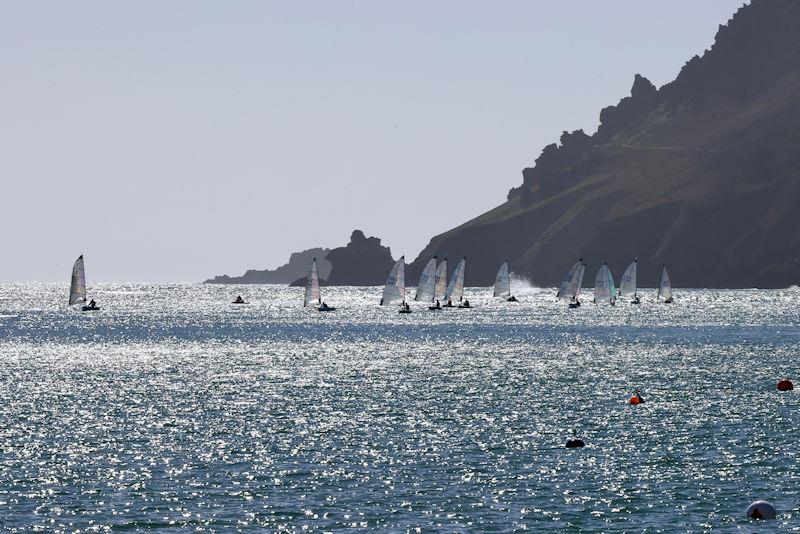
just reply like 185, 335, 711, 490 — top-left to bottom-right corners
1, 282, 799, 532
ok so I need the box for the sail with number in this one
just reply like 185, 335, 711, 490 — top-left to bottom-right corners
557, 258, 585, 300
304, 258, 321, 307
69, 255, 87, 305
494, 260, 511, 298
593, 263, 616, 304
619, 258, 637, 297
415, 257, 437, 302
444, 257, 466, 302
434, 257, 448, 300
380, 256, 405, 306
658, 265, 673, 301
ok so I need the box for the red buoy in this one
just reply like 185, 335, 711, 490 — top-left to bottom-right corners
629, 396, 641, 405
777, 379, 794, 391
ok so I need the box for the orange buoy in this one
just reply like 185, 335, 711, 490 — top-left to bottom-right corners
629, 396, 641, 405
777, 379, 794, 391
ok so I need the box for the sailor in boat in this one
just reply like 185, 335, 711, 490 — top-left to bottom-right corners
507, 295, 518, 302
664, 296, 674, 304
82, 298, 100, 311
89, 299, 96, 308
632, 294, 641, 305
429, 300, 441, 311
319, 301, 335, 311
233, 295, 245, 304
569, 297, 580, 308
443, 300, 454, 308
399, 302, 412, 314
459, 299, 471, 309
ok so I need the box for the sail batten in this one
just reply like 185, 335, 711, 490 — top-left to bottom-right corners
381, 257, 406, 306
304, 258, 321, 306
494, 261, 510, 298
444, 258, 466, 302
415, 257, 437, 302
69, 255, 87, 305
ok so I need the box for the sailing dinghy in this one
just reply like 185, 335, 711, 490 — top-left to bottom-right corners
494, 260, 517, 301
658, 264, 674, 303
557, 258, 585, 308
430, 257, 447, 310
69, 255, 99, 311
443, 257, 468, 308
593, 263, 616, 305
305, 258, 335, 311
415, 257, 437, 303
380, 256, 410, 313
619, 258, 640, 304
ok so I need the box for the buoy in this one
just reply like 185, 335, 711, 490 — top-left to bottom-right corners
746, 500, 776, 520
777, 379, 793, 391
629, 389, 644, 405
629, 396, 641, 405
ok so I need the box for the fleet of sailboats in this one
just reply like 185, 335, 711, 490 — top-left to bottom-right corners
64, 253, 678, 314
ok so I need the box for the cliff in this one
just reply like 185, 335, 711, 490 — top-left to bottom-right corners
410, 0, 800, 288
205, 248, 331, 284
300, 230, 395, 286
207, 230, 395, 286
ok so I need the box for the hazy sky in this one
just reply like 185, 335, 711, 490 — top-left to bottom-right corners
1, 1, 745, 281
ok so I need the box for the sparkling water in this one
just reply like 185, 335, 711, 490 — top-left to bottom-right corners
1, 283, 799, 531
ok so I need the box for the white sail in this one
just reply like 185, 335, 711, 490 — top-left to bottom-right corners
415, 257, 437, 302
380, 256, 405, 306
619, 259, 637, 297
593, 263, 616, 304
557, 259, 584, 300
444, 257, 466, 302
658, 265, 673, 301
434, 257, 448, 300
494, 260, 511, 298
69, 255, 87, 305
304, 258, 321, 306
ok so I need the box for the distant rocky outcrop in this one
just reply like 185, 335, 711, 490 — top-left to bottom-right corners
295, 230, 395, 286
410, 0, 800, 288
207, 230, 395, 286
205, 248, 331, 284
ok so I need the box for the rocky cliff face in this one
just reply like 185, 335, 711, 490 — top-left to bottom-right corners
208, 230, 395, 286
410, 0, 800, 288
314, 230, 395, 286
205, 248, 331, 284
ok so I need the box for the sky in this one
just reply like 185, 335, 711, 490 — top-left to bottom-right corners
0, 1, 746, 281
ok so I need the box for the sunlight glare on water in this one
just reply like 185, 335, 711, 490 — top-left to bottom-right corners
0, 283, 799, 531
